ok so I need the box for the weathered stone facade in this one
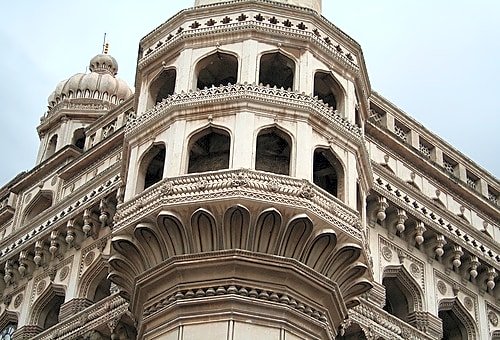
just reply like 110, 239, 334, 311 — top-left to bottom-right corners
0, 0, 498, 339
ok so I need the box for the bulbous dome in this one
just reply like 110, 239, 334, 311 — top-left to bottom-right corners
47, 53, 132, 111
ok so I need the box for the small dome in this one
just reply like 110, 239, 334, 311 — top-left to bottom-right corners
47, 53, 132, 111
89, 54, 118, 75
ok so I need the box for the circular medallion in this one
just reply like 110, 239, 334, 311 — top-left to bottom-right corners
463, 297, 473, 311
410, 263, 420, 276
489, 311, 499, 326
25, 193, 32, 203
84, 251, 95, 266
382, 246, 392, 261
13, 293, 23, 308
51, 176, 57, 186
37, 280, 46, 295
59, 266, 70, 281
437, 280, 447, 295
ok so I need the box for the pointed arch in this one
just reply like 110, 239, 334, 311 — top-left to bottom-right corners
438, 298, 477, 340
136, 142, 166, 193
0, 310, 18, 336
44, 134, 58, 160
148, 67, 177, 109
223, 205, 250, 250
259, 51, 295, 90
313, 70, 345, 112
23, 190, 53, 224
195, 51, 238, 89
191, 209, 218, 253
313, 147, 345, 201
78, 257, 111, 303
325, 244, 362, 281
382, 264, 424, 321
72, 128, 86, 150
157, 211, 190, 256
255, 126, 292, 175
188, 127, 230, 173
29, 283, 66, 330
278, 215, 313, 260
252, 208, 282, 254
134, 222, 165, 266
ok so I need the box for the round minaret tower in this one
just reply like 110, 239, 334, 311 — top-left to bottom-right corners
111, 0, 374, 338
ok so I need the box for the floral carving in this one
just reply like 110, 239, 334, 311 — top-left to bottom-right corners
410, 263, 420, 276
59, 266, 70, 281
37, 280, 47, 295
489, 311, 499, 326
463, 297, 473, 311
84, 251, 95, 267
14, 293, 23, 308
437, 280, 447, 295
381, 246, 392, 261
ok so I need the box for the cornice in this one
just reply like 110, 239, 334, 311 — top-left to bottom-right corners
114, 169, 360, 237
372, 169, 500, 270
126, 83, 361, 143
0, 173, 120, 262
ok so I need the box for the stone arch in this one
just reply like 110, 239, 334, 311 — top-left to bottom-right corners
136, 142, 166, 193
157, 211, 191, 256
0, 310, 18, 337
278, 214, 313, 260
30, 283, 66, 330
187, 126, 231, 173
255, 126, 292, 175
78, 257, 111, 303
313, 147, 345, 201
223, 205, 250, 250
191, 209, 218, 253
336, 322, 367, 340
382, 264, 424, 321
251, 208, 282, 254
313, 70, 346, 112
23, 190, 53, 224
195, 50, 238, 89
148, 67, 177, 109
438, 297, 477, 340
259, 51, 296, 90
44, 134, 58, 160
72, 127, 85, 150
134, 222, 166, 266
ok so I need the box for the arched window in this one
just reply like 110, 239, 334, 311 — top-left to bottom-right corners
45, 135, 58, 159
259, 52, 295, 90
383, 276, 410, 321
196, 52, 238, 89
24, 191, 53, 224
41, 294, 64, 330
91, 276, 112, 303
72, 128, 85, 150
335, 322, 367, 340
255, 128, 291, 175
438, 299, 477, 340
313, 71, 344, 110
188, 128, 230, 173
313, 148, 344, 199
149, 68, 176, 109
137, 144, 166, 192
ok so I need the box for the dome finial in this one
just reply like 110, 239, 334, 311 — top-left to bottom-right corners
102, 33, 109, 54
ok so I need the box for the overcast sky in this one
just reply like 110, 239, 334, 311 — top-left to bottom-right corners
0, 0, 498, 186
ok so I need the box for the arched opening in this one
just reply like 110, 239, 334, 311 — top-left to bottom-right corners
45, 135, 58, 159
149, 68, 176, 108
0, 311, 18, 340
313, 148, 343, 199
259, 52, 295, 90
137, 144, 166, 192
91, 276, 112, 303
39, 293, 64, 330
196, 52, 238, 89
313, 71, 343, 110
439, 309, 467, 340
188, 128, 230, 173
438, 299, 476, 340
255, 128, 291, 175
335, 323, 367, 340
383, 276, 410, 321
72, 128, 85, 150
24, 191, 53, 224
